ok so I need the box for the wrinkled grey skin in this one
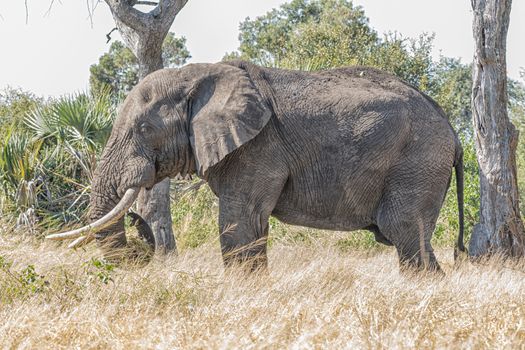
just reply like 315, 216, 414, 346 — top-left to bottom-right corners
90, 60, 465, 271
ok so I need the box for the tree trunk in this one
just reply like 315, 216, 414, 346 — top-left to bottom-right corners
104, 0, 188, 253
136, 178, 175, 252
469, 0, 525, 257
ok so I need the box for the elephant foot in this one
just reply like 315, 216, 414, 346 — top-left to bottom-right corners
223, 249, 268, 273
398, 250, 443, 275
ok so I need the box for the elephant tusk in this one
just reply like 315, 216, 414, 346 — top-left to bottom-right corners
46, 188, 140, 241
67, 234, 95, 249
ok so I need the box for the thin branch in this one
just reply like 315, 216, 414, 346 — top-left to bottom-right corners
86, 0, 94, 27
133, 1, 158, 6
25, 0, 29, 24
92, 0, 103, 11
85, 0, 102, 27
106, 27, 118, 43
44, 0, 59, 17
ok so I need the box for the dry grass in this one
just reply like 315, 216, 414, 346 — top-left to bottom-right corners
2, 231, 525, 349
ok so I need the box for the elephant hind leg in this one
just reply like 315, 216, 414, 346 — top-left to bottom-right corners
397, 219, 441, 272
378, 212, 441, 272
376, 186, 447, 272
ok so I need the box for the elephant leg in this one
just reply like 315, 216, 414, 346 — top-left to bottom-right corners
214, 172, 288, 272
378, 209, 441, 271
393, 219, 440, 271
218, 201, 270, 271
377, 178, 449, 272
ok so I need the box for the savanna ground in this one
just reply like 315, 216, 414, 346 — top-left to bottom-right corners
2, 216, 525, 349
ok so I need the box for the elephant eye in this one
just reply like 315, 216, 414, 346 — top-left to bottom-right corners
139, 122, 153, 135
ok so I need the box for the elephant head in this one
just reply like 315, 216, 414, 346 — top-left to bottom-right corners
46, 62, 272, 260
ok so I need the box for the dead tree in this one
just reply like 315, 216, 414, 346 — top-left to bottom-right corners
469, 0, 525, 257
104, 0, 189, 253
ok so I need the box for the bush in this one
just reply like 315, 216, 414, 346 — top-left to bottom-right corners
0, 89, 116, 232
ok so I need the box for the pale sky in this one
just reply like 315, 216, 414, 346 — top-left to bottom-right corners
0, 0, 523, 97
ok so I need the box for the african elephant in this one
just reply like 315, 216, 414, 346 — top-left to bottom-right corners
47, 60, 465, 271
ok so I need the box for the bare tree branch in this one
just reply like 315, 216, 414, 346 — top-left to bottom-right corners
92, 0, 103, 11
86, 0, 103, 27
86, 0, 94, 27
106, 27, 118, 43
25, 0, 29, 24
44, 0, 59, 17
133, 1, 158, 6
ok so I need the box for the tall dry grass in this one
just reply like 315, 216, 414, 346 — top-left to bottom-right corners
1, 230, 525, 349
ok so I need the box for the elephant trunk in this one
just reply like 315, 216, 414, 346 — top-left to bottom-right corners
89, 186, 156, 262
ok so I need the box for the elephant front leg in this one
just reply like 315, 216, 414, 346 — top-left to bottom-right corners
218, 198, 270, 272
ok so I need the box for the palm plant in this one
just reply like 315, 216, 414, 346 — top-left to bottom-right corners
0, 88, 116, 231
0, 128, 44, 229
25, 88, 115, 181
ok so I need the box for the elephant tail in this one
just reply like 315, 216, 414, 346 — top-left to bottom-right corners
454, 145, 467, 260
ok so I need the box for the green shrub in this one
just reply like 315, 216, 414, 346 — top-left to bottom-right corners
0, 89, 116, 232
0, 255, 48, 303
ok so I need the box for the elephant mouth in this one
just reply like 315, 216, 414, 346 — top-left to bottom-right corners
46, 187, 154, 252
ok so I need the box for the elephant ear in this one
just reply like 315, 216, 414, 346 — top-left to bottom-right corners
188, 64, 272, 177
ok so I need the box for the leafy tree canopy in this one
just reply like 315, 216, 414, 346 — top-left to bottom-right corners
89, 33, 191, 98
225, 0, 433, 88
427, 57, 473, 136
0, 88, 43, 138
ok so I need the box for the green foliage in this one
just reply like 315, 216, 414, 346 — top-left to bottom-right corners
0, 88, 44, 139
25, 88, 115, 178
226, 0, 434, 89
0, 89, 116, 231
335, 231, 384, 252
226, 0, 329, 65
273, 0, 377, 69
90, 33, 191, 97
18, 264, 48, 293
0, 131, 45, 229
162, 33, 192, 68
427, 57, 472, 137
85, 258, 115, 284
171, 182, 218, 249
89, 41, 137, 99
367, 32, 434, 89
0, 255, 48, 303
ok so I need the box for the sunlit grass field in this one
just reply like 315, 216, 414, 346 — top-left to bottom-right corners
2, 223, 525, 349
